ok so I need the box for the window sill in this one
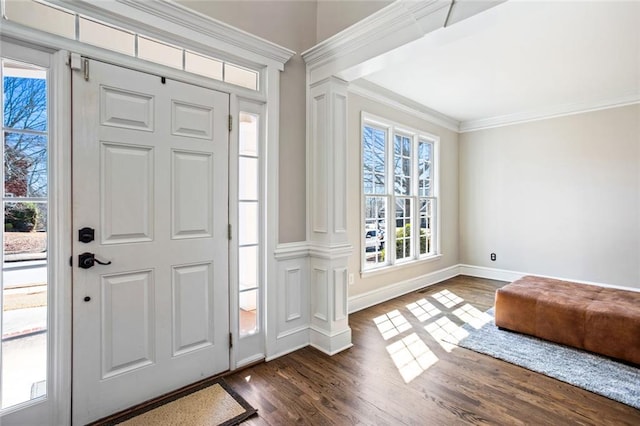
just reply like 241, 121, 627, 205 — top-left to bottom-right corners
361, 254, 443, 279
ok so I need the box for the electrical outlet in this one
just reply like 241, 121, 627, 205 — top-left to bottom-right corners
349, 273, 354, 285
490, 253, 497, 261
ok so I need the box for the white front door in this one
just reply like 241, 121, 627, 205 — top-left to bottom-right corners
71, 59, 230, 424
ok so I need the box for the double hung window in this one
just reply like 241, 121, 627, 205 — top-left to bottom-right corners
362, 113, 438, 271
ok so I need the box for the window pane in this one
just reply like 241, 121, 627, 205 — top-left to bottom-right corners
3, 67, 47, 131
4, 133, 48, 197
239, 157, 258, 200
395, 198, 412, 261
138, 36, 183, 69
2, 201, 48, 408
4, 0, 75, 39
239, 289, 258, 336
419, 198, 433, 256
224, 63, 258, 90
363, 126, 386, 195
79, 17, 135, 56
238, 201, 258, 245
364, 196, 386, 269
418, 141, 432, 197
239, 112, 259, 156
185, 51, 223, 81
394, 135, 411, 195
239, 246, 258, 291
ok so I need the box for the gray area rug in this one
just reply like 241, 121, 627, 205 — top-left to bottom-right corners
456, 309, 640, 410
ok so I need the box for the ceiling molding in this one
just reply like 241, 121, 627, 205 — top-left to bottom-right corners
302, 0, 453, 83
459, 93, 640, 133
49, 0, 295, 69
349, 80, 460, 132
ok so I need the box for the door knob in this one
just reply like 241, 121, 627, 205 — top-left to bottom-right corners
78, 252, 112, 269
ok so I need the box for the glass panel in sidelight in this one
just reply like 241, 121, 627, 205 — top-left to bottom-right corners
238, 201, 258, 246
239, 157, 258, 201
239, 289, 258, 336
239, 112, 258, 157
238, 246, 258, 291
4, 133, 48, 197
2, 58, 49, 410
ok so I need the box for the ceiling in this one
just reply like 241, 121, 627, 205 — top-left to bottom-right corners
361, 0, 640, 130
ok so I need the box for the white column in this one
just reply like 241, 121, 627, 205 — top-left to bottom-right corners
307, 76, 352, 354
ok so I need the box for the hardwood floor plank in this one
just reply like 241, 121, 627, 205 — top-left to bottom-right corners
226, 276, 640, 425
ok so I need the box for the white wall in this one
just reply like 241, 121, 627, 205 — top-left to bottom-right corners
347, 93, 460, 298
459, 104, 640, 289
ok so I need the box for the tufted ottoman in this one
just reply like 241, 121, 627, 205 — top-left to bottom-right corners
495, 276, 640, 365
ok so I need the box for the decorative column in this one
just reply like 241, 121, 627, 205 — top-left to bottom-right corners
307, 76, 352, 354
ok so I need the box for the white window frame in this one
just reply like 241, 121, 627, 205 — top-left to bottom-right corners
360, 112, 440, 273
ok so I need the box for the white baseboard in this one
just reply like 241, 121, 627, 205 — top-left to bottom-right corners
266, 326, 309, 361
458, 264, 522, 283
348, 264, 460, 314
459, 264, 640, 293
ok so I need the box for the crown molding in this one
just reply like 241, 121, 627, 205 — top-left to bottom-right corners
459, 92, 640, 133
349, 80, 460, 132
48, 0, 295, 69
302, 0, 453, 83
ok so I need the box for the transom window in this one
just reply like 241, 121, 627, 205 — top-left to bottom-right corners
2, 0, 259, 90
362, 113, 438, 271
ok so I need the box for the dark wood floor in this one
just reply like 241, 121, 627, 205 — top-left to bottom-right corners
226, 276, 640, 425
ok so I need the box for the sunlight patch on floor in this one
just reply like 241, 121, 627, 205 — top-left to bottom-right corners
424, 316, 469, 352
406, 298, 441, 322
373, 309, 412, 340
452, 303, 492, 329
386, 333, 438, 383
431, 289, 464, 308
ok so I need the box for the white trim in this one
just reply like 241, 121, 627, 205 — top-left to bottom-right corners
274, 242, 309, 261
235, 353, 265, 369
265, 342, 308, 363
302, 0, 452, 83
459, 93, 640, 133
349, 80, 460, 132
0, 20, 267, 103
307, 243, 353, 260
309, 326, 353, 356
459, 264, 640, 293
360, 112, 441, 273
49, 48, 73, 426
47, 0, 294, 69
361, 254, 443, 279
349, 264, 460, 314
458, 264, 521, 283
0, 42, 72, 426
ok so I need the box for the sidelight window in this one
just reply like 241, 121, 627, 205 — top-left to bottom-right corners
1, 58, 49, 409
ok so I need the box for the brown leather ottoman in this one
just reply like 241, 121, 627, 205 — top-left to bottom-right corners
495, 276, 640, 365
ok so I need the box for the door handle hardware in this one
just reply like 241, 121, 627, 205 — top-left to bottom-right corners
78, 252, 112, 269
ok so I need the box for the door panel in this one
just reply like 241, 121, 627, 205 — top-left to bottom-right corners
72, 59, 229, 424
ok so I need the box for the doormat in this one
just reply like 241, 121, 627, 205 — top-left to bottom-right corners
95, 378, 257, 426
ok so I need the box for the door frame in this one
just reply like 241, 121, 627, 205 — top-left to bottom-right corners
1, 1, 292, 422
0, 38, 72, 426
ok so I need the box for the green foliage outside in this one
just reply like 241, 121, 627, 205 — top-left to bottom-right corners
396, 224, 429, 258
5, 202, 39, 232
